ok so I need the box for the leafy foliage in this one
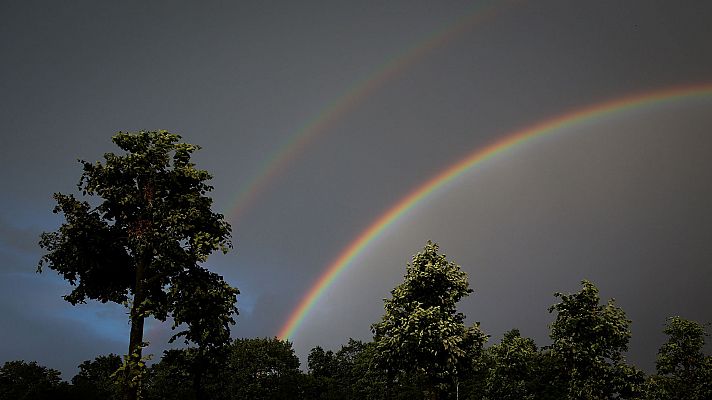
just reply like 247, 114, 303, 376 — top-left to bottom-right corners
548, 280, 644, 399
484, 329, 538, 400
372, 241, 488, 399
306, 338, 392, 399
647, 316, 712, 399
0, 360, 70, 400
71, 354, 122, 400
219, 338, 303, 399
145, 338, 303, 399
145, 349, 201, 400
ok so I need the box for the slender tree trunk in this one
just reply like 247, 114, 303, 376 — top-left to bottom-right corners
125, 256, 147, 400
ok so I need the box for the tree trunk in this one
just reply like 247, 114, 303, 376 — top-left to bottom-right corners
125, 256, 147, 400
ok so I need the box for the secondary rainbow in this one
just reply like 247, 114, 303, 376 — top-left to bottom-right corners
277, 83, 712, 340
228, 0, 517, 222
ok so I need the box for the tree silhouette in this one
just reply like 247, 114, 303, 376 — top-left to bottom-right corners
647, 316, 712, 399
38, 130, 238, 400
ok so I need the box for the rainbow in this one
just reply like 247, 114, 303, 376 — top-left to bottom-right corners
229, 0, 517, 222
277, 83, 712, 340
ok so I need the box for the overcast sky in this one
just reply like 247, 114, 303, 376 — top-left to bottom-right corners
2, 0, 711, 377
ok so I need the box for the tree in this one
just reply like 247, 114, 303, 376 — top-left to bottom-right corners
166, 267, 240, 398
526, 348, 568, 400
371, 241, 488, 400
0, 360, 71, 400
647, 316, 712, 399
548, 280, 644, 399
147, 338, 304, 400
144, 349, 200, 400
71, 354, 122, 400
351, 341, 394, 400
306, 346, 339, 399
333, 338, 370, 397
484, 329, 538, 400
306, 339, 377, 400
38, 130, 238, 400
308, 346, 338, 379
219, 338, 304, 399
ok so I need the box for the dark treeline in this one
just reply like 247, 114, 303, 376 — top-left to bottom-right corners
2, 263, 710, 399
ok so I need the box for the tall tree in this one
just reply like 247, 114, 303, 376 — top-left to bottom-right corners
647, 316, 712, 399
372, 241, 487, 400
38, 130, 238, 400
548, 280, 644, 399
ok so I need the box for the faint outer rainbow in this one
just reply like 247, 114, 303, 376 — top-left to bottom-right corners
229, 0, 518, 222
277, 82, 712, 340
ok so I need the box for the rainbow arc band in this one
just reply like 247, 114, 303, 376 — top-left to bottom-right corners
277, 83, 712, 341
228, 0, 515, 222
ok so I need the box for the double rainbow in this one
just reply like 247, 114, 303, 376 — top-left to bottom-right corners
277, 83, 712, 340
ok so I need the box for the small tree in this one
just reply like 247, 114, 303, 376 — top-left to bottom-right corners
305, 346, 339, 399
484, 329, 538, 400
38, 131, 238, 400
220, 338, 303, 399
647, 316, 712, 399
306, 339, 374, 399
308, 346, 338, 379
71, 354, 122, 400
0, 360, 70, 400
372, 241, 487, 399
548, 280, 644, 399
145, 348, 207, 400
351, 341, 392, 400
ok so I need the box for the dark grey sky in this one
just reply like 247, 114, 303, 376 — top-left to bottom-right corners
2, 0, 711, 377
